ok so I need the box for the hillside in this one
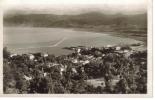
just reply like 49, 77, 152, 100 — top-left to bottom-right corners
4, 12, 147, 28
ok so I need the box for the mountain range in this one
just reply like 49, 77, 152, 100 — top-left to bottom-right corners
4, 12, 147, 28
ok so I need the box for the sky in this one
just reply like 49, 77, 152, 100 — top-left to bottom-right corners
1, 0, 148, 15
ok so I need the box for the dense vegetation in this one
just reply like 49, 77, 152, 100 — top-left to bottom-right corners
3, 45, 147, 94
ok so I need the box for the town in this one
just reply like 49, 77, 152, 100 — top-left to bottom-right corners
3, 44, 147, 94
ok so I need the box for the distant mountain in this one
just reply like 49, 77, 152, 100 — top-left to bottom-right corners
3, 12, 147, 28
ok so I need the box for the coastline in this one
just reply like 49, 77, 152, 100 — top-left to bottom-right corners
4, 26, 147, 55
72, 27, 147, 45
4, 25, 147, 44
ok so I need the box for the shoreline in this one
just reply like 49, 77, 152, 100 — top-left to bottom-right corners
72, 27, 147, 45
4, 26, 147, 55
4, 26, 147, 44
5, 25, 147, 43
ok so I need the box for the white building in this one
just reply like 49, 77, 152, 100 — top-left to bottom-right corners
29, 54, 35, 60
116, 46, 121, 51
10, 54, 17, 58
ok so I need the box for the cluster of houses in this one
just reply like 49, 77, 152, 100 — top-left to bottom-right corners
5, 44, 147, 93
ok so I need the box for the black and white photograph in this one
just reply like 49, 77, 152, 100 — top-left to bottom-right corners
1, 0, 152, 96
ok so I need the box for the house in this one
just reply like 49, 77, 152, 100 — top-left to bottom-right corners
43, 72, 48, 77
23, 75, 32, 81
107, 45, 112, 48
10, 54, 17, 58
72, 68, 77, 73
102, 54, 105, 57
28, 54, 35, 60
124, 50, 129, 53
43, 53, 48, 57
116, 46, 121, 51
46, 62, 53, 68
82, 60, 90, 65
72, 59, 78, 64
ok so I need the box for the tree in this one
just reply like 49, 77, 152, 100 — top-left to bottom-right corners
3, 47, 10, 59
